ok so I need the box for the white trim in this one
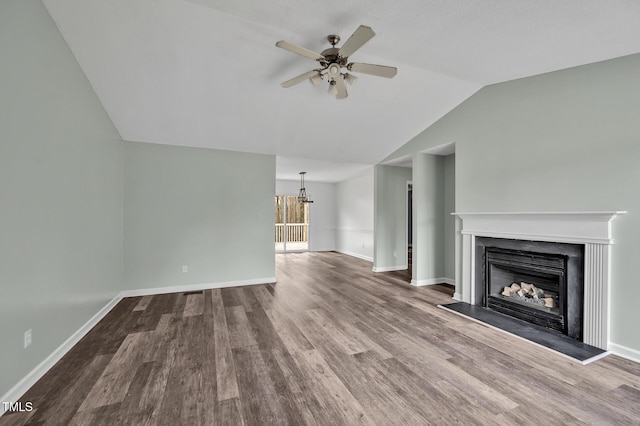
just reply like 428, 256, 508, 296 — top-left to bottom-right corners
453, 211, 626, 245
460, 230, 613, 245
372, 265, 407, 272
411, 277, 454, 286
453, 292, 463, 301
1, 292, 124, 414
336, 250, 373, 262
608, 342, 640, 364
120, 277, 276, 298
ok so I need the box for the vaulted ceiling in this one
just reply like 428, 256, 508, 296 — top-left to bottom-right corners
43, 0, 640, 182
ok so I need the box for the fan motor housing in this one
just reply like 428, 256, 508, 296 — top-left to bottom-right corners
320, 47, 347, 66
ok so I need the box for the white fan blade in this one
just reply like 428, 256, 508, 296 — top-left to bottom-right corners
348, 62, 397, 78
281, 70, 320, 88
334, 75, 348, 99
276, 40, 325, 61
338, 25, 375, 58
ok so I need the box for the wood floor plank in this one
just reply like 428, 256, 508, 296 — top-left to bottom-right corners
244, 304, 289, 353
133, 295, 153, 312
180, 316, 207, 425
215, 398, 244, 426
134, 312, 181, 426
496, 402, 587, 426
232, 345, 287, 426
230, 287, 258, 313
603, 354, 640, 378
68, 409, 97, 425
263, 308, 314, 353
211, 289, 240, 401
0, 409, 38, 426
384, 332, 520, 415
5, 252, 640, 425
77, 331, 152, 411
225, 305, 258, 349
183, 293, 204, 317
373, 357, 487, 425
131, 294, 182, 334
116, 361, 154, 423
154, 316, 189, 424
140, 313, 174, 363
304, 308, 369, 355
200, 289, 218, 425
40, 354, 112, 425
291, 349, 373, 426
445, 351, 600, 425
270, 349, 323, 426
250, 285, 275, 311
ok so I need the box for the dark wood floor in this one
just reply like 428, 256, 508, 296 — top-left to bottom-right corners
2, 252, 639, 425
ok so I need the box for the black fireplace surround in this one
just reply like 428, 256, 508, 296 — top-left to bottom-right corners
475, 237, 584, 341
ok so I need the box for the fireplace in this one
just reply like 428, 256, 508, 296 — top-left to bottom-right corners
476, 237, 584, 340
453, 211, 625, 350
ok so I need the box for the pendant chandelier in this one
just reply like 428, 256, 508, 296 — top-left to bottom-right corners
297, 172, 314, 204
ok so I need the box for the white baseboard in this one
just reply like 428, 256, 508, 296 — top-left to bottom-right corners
1, 293, 124, 414
335, 250, 373, 263
372, 265, 408, 272
1, 276, 276, 413
411, 277, 455, 287
120, 277, 276, 298
608, 342, 640, 363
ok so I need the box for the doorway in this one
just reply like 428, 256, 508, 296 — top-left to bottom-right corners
275, 195, 310, 252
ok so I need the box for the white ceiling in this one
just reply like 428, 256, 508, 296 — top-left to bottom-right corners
43, 0, 640, 182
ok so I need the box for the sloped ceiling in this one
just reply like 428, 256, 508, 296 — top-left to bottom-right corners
43, 0, 640, 182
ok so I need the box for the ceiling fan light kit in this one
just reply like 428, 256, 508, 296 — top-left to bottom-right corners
276, 25, 397, 100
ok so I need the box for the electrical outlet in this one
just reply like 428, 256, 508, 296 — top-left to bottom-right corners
182, 265, 188, 273
24, 329, 32, 348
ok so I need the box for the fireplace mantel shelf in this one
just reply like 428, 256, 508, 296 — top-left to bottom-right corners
452, 211, 626, 245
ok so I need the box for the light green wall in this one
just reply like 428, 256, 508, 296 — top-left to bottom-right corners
124, 142, 275, 289
443, 155, 456, 279
373, 156, 454, 282
374, 165, 412, 270
336, 167, 374, 260
384, 53, 640, 354
411, 155, 445, 282
0, 0, 124, 398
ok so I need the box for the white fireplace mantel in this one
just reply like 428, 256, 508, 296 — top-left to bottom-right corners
452, 211, 626, 350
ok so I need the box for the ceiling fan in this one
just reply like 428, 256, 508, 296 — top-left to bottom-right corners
276, 25, 397, 100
